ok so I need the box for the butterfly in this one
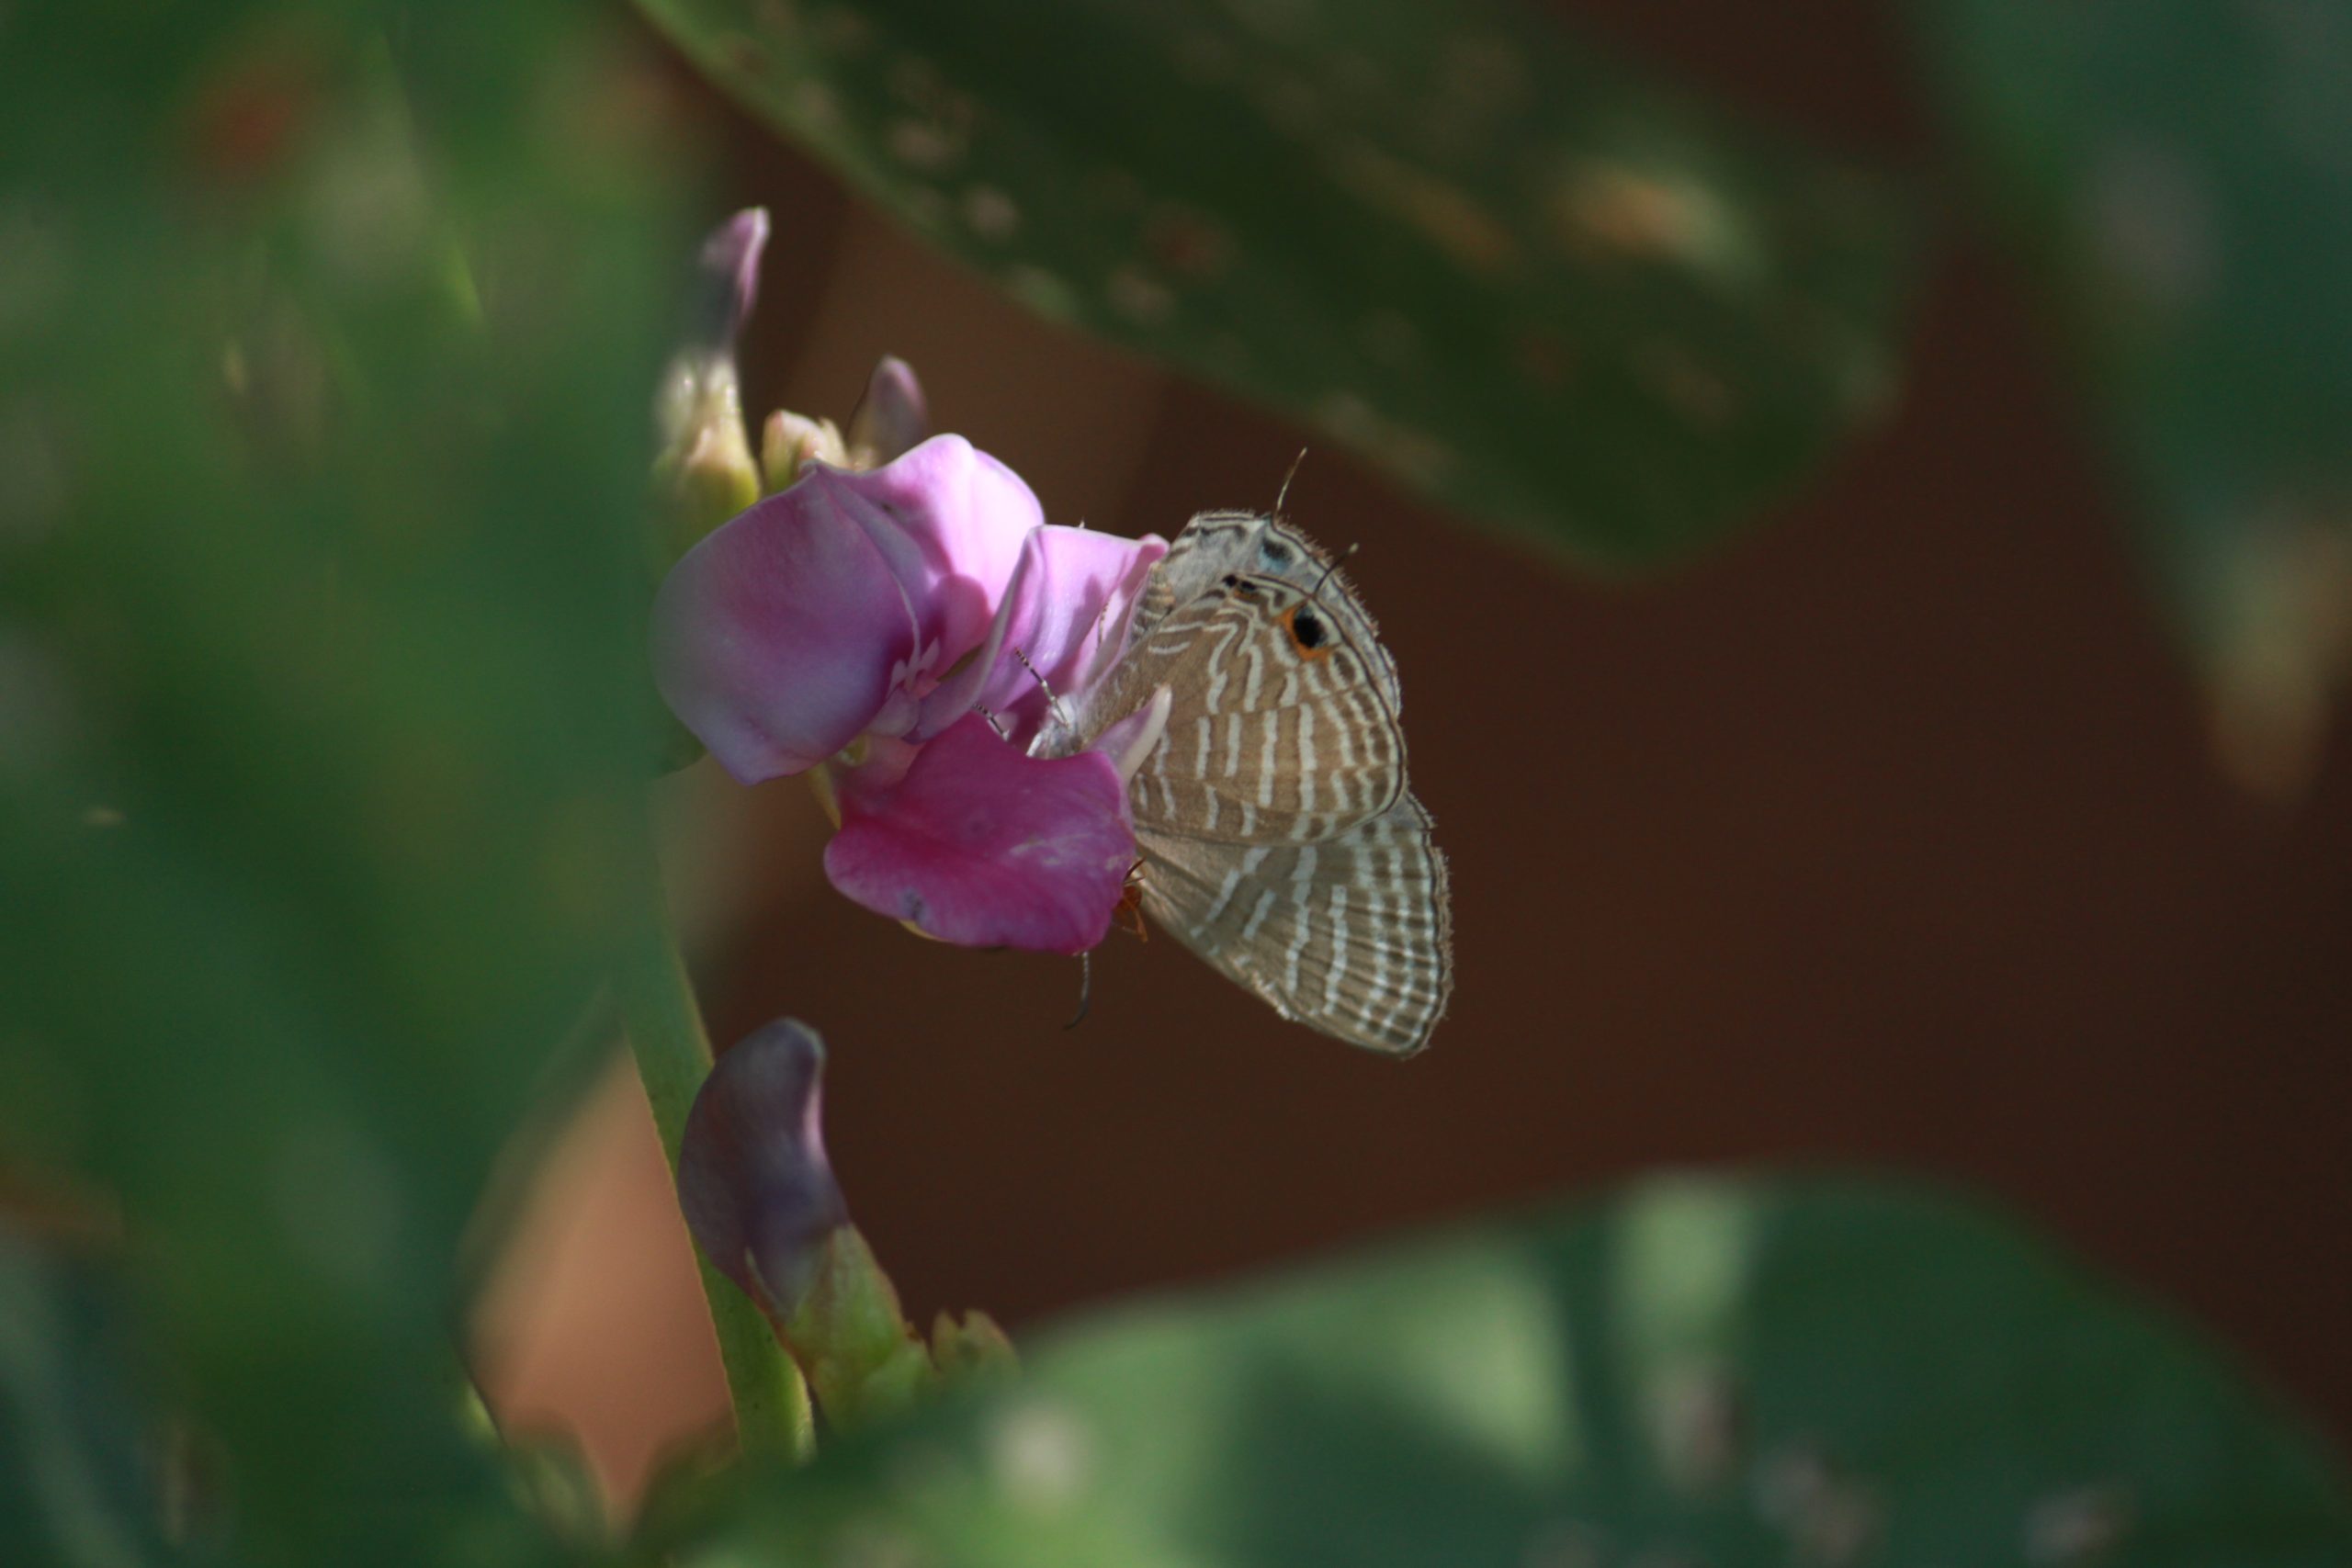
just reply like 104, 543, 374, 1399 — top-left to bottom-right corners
1037, 511, 1453, 1055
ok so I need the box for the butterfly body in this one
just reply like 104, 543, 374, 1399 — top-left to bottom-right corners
1039, 512, 1452, 1055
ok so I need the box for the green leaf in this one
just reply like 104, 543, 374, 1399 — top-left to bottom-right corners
1909, 1, 2352, 795
0, 1234, 182, 1568
636, 0, 1917, 569
0, 4, 690, 1562
660, 1178, 2352, 1567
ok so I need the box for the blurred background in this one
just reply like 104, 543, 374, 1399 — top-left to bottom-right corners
474, 1, 2352, 1505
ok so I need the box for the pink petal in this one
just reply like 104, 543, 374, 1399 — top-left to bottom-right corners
818, 435, 1040, 682
650, 480, 916, 783
910, 536, 1034, 740
697, 208, 768, 350
847, 356, 929, 467
823, 714, 1135, 953
978, 525, 1168, 745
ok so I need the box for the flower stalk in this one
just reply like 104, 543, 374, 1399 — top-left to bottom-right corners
616, 820, 815, 1462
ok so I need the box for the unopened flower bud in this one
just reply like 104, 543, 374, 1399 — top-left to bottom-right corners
760, 408, 849, 491
693, 208, 768, 352
676, 1017, 1007, 1428
653, 209, 769, 560
931, 1309, 1018, 1382
846, 355, 930, 469
677, 1017, 849, 1314
778, 1226, 936, 1426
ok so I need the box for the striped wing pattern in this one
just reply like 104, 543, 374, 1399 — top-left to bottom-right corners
1137, 791, 1453, 1055
1133, 515, 1402, 712
1124, 581, 1405, 843
1127, 510, 1259, 640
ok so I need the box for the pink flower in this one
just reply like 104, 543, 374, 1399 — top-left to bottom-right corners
650, 433, 1165, 953
822, 715, 1136, 953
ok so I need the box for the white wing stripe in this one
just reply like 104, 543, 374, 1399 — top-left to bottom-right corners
1256, 708, 1279, 808
1238, 886, 1278, 943
1321, 881, 1351, 1011
1295, 704, 1317, 815
1193, 844, 1272, 934
1281, 845, 1319, 992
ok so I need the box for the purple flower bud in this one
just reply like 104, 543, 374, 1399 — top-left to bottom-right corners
676, 1018, 848, 1314
846, 355, 930, 468
694, 208, 769, 355
677, 1020, 959, 1427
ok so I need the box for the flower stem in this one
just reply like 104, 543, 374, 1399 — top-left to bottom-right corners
617, 824, 815, 1463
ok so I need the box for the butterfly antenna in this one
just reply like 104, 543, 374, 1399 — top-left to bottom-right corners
1065, 950, 1092, 1031
1309, 541, 1361, 604
1273, 447, 1310, 517
1006, 644, 1072, 728
1010, 646, 1069, 728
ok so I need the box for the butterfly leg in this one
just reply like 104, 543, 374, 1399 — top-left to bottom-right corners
1064, 948, 1092, 1031
1114, 858, 1150, 942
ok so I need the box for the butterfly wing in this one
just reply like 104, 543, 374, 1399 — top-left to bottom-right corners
1112, 575, 1408, 842
1136, 792, 1453, 1055
1135, 514, 1403, 710
1127, 511, 1261, 640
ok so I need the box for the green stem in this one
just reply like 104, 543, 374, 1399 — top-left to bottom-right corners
617, 827, 815, 1463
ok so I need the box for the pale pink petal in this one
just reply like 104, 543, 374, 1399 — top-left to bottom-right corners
978, 525, 1168, 745
847, 356, 930, 466
819, 435, 1040, 679
650, 481, 915, 783
910, 538, 1034, 740
697, 208, 768, 349
823, 713, 1135, 953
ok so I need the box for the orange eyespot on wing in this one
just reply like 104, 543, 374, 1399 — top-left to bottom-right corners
1281, 602, 1335, 660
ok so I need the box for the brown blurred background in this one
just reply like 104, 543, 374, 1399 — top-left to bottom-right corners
476, 1, 2352, 1502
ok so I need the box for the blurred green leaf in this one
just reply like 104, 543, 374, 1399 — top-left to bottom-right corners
1910, 1, 2352, 796
658, 1178, 2352, 1567
0, 1232, 182, 1568
638, 0, 1917, 569
0, 3, 691, 1562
